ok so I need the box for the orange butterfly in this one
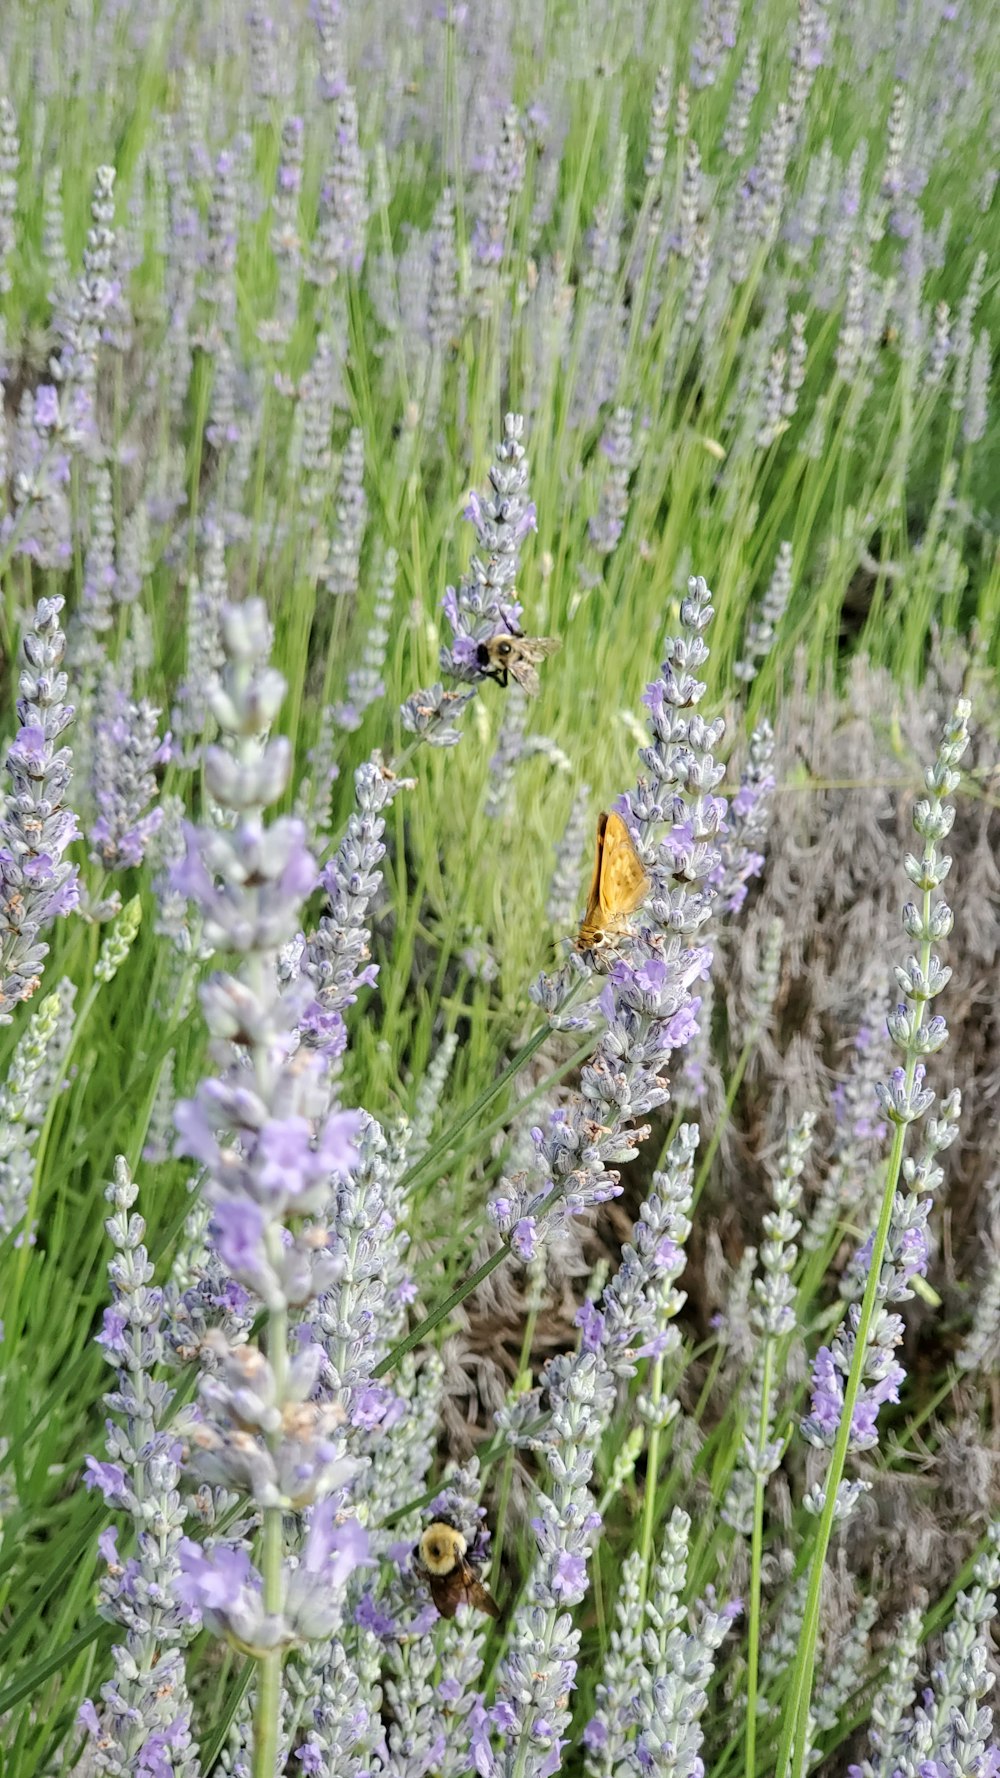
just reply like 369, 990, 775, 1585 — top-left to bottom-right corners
575, 811, 651, 951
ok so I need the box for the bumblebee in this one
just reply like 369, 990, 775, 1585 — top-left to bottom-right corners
414, 1517, 500, 1620
475, 630, 561, 697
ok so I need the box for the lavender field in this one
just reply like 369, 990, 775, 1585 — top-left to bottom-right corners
0, 1, 998, 1774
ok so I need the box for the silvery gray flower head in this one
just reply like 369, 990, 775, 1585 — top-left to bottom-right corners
478, 1345, 611, 1778
299, 753, 414, 1051
189, 1333, 356, 1511
588, 406, 635, 557
2, 384, 73, 567
0, 595, 80, 1021
401, 681, 475, 747
0, 984, 73, 1238
314, 87, 368, 279
79, 1158, 199, 1777
805, 705, 968, 1459
437, 412, 536, 690
89, 679, 170, 871
324, 426, 367, 599
171, 595, 363, 1452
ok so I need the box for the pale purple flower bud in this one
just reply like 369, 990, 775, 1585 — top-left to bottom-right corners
89, 684, 169, 870
310, 88, 368, 283
203, 736, 291, 810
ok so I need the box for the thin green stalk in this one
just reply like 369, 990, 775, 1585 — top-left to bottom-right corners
777, 1123, 906, 1778
371, 1244, 511, 1379
396, 1018, 556, 1196
777, 702, 952, 1778
254, 1234, 289, 1778
637, 1353, 665, 1603
745, 1340, 774, 1778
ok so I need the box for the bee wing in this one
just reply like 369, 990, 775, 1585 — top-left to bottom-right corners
598, 812, 651, 920
519, 636, 561, 660
462, 1567, 501, 1620
508, 656, 542, 697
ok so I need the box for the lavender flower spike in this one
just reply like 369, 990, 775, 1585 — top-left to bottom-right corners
170, 598, 368, 1769
79, 1157, 198, 1776
89, 679, 170, 871
0, 596, 79, 1021
784, 700, 971, 1778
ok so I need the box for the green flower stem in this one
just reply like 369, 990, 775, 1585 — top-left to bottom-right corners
745, 1339, 775, 1778
374, 1178, 569, 1379
778, 746, 945, 1778
254, 1237, 289, 1778
777, 1122, 906, 1778
395, 1018, 555, 1197
638, 1353, 666, 1603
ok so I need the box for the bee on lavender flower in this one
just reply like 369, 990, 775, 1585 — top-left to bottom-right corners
414, 1516, 500, 1620
475, 624, 560, 697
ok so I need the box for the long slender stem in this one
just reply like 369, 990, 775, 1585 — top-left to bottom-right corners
253, 1238, 289, 1777
777, 1126, 905, 1778
371, 1246, 510, 1379
777, 721, 951, 1778
396, 1018, 555, 1196
745, 1340, 774, 1778
638, 1354, 666, 1602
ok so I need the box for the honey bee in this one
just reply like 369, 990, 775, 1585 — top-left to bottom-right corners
575, 810, 651, 952
475, 630, 561, 697
414, 1518, 500, 1621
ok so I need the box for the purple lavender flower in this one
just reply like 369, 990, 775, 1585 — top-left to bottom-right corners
803, 703, 970, 1474
89, 680, 170, 871
0, 597, 79, 1022
170, 598, 367, 1763
429, 412, 536, 719
299, 753, 413, 1053
49, 164, 118, 459
0, 979, 75, 1238
470, 106, 526, 298
310, 88, 368, 284
324, 426, 367, 598
79, 1158, 198, 1775
493, 580, 727, 1267
478, 583, 739, 1775
711, 721, 775, 913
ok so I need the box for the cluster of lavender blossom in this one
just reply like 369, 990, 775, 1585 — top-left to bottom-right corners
81, 601, 372, 1770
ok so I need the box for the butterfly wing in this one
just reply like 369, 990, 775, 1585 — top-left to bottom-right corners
597, 812, 650, 924
576, 812, 609, 948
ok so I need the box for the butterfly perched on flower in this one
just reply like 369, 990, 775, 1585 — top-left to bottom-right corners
575, 810, 651, 952
475, 629, 561, 697
414, 1518, 500, 1620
